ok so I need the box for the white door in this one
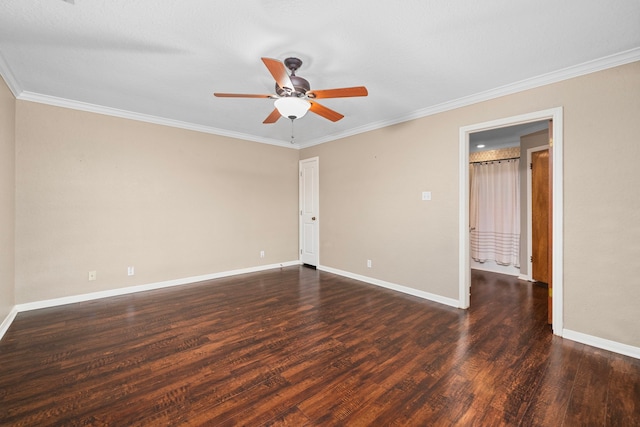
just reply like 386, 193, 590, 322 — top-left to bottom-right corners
300, 157, 319, 266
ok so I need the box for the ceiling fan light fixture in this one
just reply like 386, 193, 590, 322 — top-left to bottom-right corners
274, 97, 311, 120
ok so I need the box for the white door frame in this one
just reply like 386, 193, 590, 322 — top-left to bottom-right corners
299, 157, 319, 266
459, 107, 564, 336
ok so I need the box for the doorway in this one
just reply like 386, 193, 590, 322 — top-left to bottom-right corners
459, 108, 564, 335
469, 122, 548, 278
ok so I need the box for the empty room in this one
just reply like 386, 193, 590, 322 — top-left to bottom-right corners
1, 1, 639, 425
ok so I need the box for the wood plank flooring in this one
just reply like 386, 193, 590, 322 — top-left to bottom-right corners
1, 267, 638, 426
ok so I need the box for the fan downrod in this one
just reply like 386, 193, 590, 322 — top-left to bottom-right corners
284, 57, 303, 74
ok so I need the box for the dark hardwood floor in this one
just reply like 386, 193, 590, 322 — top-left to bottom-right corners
1, 267, 638, 426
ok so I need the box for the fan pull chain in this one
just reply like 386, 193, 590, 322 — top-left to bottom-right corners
290, 118, 295, 144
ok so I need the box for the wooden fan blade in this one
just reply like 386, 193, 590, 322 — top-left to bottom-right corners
214, 93, 274, 98
261, 58, 294, 92
309, 101, 344, 122
307, 86, 368, 99
263, 108, 282, 124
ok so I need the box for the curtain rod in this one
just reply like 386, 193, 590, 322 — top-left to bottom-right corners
470, 156, 520, 165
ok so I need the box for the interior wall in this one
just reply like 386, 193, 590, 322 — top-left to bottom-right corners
0, 77, 15, 320
14, 101, 299, 303
302, 117, 461, 299
561, 62, 640, 347
301, 61, 640, 348
6, 62, 640, 349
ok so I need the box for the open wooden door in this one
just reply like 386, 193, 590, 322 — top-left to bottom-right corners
531, 149, 550, 284
531, 121, 553, 324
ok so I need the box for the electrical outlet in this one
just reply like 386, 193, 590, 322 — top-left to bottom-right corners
367, 259, 372, 268
88, 270, 97, 281
127, 266, 135, 276
260, 250, 265, 258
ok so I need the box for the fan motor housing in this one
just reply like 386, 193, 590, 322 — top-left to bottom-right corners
275, 75, 310, 97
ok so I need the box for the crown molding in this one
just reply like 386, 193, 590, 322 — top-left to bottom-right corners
0, 51, 22, 97
16, 91, 296, 149
3, 48, 638, 149
299, 48, 640, 148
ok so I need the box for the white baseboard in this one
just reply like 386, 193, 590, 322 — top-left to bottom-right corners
0, 306, 19, 341
5, 262, 639, 362
318, 265, 460, 308
1, 261, 300, 341
13, 261, 301, 314
563, 329, 640, 360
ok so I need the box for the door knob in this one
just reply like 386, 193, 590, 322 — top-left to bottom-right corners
311, 217, 316, 221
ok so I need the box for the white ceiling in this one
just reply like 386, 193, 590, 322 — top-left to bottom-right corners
469, 121, 548, 153
1, 1, 639, 149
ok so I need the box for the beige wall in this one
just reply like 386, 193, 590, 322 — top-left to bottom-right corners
5, 62, 640, 349
0, 78, 15, 320
15, 102, 299, 303
562, 63, 640, 347
302, 118, 461, 299
302, 61, 640, 347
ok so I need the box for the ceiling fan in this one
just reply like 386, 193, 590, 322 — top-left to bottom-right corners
214, 57, 368, 123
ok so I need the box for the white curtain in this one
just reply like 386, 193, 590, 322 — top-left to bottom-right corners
470, 159, 520, 267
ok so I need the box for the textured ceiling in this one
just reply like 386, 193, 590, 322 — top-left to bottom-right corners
1, 0, 639, 148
